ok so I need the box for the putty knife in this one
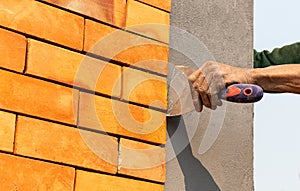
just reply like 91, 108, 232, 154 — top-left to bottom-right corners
167, 66, 263, 116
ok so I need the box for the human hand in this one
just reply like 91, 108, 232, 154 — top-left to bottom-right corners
188, 61, 253, 111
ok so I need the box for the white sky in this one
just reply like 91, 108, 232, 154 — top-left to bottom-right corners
254, 0, 300, 190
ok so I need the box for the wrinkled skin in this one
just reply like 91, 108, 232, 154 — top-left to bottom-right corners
188, 61, 300, 112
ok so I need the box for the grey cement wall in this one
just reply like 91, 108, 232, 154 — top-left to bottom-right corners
166, 0, 254, 191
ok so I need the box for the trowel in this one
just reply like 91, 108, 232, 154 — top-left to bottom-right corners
167, 65, 263, 116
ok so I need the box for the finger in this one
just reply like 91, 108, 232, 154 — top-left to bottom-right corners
198, 77, 213, 108
200, 93, 212, 109
211, 94, 222, 109
189, 80, 203, 112
188, 69, 202, 82
209, 81, 225, 107
192, 72, 205, 89
197, 81, 212, 109
191, 87, 203, 112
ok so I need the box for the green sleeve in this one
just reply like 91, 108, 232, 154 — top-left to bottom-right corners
254, 42, 300, 68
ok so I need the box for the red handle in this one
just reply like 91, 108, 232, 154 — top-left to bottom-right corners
220, 84, 263, 103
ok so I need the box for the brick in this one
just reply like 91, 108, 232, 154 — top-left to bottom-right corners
0, 28, 26, 72
26, 39, 121, 97
126, 0, 170, 43
0, 153, 74, 191
15, 116, 118, 174
0, 0, 84, 50
118, 138, 166, 183
114, 43, 169, 75
122, 68, 167, 110
84, 19, 118, 52
85, 20, 168, 75
137, 0, 171, 12
78, 92, 166, 144
42, 0, 127, 28
0, 111, 15, 152
75, 170, 164, 191
112, 0, 128, 28
0, 69, 78, 125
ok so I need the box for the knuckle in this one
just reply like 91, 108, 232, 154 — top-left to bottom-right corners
198, 87, 208, 94
188, 74, 196, 82
198, 88, 205, 94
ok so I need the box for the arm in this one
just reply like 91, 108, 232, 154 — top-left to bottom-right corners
251, 64, 300, 94
189, 42, 300, 112
188, 62, 300, 111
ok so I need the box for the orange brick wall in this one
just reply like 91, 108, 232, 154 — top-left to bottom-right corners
0, 0, 170, 190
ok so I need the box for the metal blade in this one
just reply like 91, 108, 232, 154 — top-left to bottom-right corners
167, 65, 196, 116
198, 105, 226, 154
168, 66, 227, 154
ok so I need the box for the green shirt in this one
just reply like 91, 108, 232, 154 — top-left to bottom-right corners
254, 42, 300, 68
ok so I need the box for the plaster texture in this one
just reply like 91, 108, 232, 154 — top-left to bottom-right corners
166, 0, 254, 190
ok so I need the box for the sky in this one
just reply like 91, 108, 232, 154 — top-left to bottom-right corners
254, 0, 300, 190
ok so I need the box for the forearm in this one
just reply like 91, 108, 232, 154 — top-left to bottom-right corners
250, 64, 300, 93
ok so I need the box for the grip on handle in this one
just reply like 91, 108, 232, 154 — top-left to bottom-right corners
220, 84, 263, 103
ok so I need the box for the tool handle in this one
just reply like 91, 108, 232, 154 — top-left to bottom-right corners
220, 84, 263, 103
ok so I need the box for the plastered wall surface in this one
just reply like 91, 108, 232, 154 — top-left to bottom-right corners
166, 0, 254, 190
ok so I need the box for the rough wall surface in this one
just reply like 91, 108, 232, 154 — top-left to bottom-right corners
166, 0, 254, 191
0, 0, 170, 190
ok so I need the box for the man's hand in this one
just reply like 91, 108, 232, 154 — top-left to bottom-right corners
188, 61, 253, 112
